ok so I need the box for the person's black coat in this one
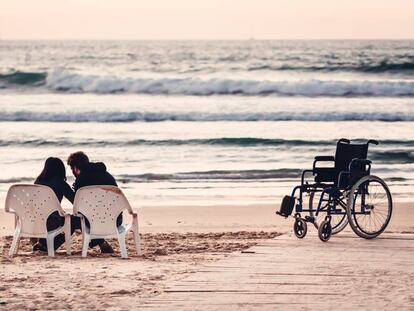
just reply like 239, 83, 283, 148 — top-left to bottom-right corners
34, 176, 75, 250
73, 161, 122, 228
73, 162, 117, 192
35, 176, 75, 203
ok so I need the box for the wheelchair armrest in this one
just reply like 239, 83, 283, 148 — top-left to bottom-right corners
301, 169, 314, 184
314, 156, 335, 161
349, 158, 372, 171
313, 156, 335, 171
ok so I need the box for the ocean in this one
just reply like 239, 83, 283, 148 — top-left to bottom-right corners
0, 40, 413, 207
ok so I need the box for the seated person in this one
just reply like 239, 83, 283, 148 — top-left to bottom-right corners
33, 157, 75, 252
67, 151, 122, 253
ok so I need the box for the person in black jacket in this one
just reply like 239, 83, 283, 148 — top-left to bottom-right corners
67, 151, 121, 253
33, 157, 75, 252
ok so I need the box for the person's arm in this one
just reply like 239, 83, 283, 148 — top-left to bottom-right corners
62, 181, 75, 204
107, 172, 118, 187
111, 176, 118, 187
73, 175, 86, 192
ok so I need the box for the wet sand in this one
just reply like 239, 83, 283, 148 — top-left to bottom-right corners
1, 202, 413, 236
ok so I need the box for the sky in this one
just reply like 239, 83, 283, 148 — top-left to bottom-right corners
1, 0, 414, 40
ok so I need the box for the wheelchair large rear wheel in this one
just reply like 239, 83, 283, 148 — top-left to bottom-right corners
309, 192, 348, 234
346, 175, 392, 239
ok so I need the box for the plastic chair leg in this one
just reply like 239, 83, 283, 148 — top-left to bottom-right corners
132, 216, 141, 256
64, 215, 72, 255
82, 234, 90, 258
8, 227, 21, 257
133, 230, 141, 256
46, 235, 55, 257
117, 233, 128, 259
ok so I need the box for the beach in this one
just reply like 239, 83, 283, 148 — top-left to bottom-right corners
1, 39, 414, 309
1, 201, 413, 310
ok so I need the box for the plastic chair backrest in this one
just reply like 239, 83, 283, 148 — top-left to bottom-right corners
5, 184, 63, 235
334, 140, 368, 173
73, 185, 132, 236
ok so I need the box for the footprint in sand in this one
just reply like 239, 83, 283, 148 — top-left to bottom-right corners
110, 289, 132, 295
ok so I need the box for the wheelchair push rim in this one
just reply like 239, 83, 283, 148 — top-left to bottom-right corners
308, 191, 348, 235
346, 175, 393, 239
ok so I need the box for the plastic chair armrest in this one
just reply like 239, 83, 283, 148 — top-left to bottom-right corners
58, 210, 71, 217
6, 209, 16, 215
131, 213, 138, 225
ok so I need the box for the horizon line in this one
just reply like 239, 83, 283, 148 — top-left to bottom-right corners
1, 38, 414, 41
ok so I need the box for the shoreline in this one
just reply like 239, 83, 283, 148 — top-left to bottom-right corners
1, 202, 413, 237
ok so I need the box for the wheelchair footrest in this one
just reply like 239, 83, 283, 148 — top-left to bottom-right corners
276, 195, 296, 218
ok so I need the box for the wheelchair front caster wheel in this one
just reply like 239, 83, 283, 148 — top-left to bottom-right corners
318, 220, 332, 242
294, 218, 307, 239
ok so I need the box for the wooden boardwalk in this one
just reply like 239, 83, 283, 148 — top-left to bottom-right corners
139, 233, 414, 310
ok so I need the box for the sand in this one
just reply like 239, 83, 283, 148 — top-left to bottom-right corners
0, 202, 413, 310
0, 231, 280, 310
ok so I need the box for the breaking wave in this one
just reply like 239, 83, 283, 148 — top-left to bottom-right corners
117, 169, 302, 183
45, 71, 414, 96
248, 61, 414, 73
1, 70, 414, 97
0, 71, 47, 87
1, 111, 414, 122
2, 137, 414, 148
0, 169, 301, 184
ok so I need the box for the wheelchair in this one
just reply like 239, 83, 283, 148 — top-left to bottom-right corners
276, 138, 393, 242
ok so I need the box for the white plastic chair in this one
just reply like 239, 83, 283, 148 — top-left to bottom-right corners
5, 184, 72, 257
73, 185, 141, 258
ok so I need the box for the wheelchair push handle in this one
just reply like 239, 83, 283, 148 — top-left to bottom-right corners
338, 138, 379, 146
338, 138, 350, 144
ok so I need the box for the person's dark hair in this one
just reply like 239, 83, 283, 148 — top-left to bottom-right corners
67, 151, 89, 170
37, 157, 67, 181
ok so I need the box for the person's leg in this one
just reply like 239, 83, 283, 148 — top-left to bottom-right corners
89, 213, 123, 251
116, 212, 123, 227
80, 216, 103, 247
37, 211, 65, 251
71, 215, 81, 231
89, 239, 104, 247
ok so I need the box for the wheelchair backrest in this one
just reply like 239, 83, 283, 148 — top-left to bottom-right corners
334, 140, 368, 173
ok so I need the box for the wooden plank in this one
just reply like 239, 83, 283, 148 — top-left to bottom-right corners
139, 233, 414, 310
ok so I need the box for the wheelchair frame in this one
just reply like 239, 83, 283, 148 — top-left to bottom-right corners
277, 139, 393, 242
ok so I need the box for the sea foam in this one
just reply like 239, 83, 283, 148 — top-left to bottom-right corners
44, 70, 414, 97
1, 111, 413, 122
